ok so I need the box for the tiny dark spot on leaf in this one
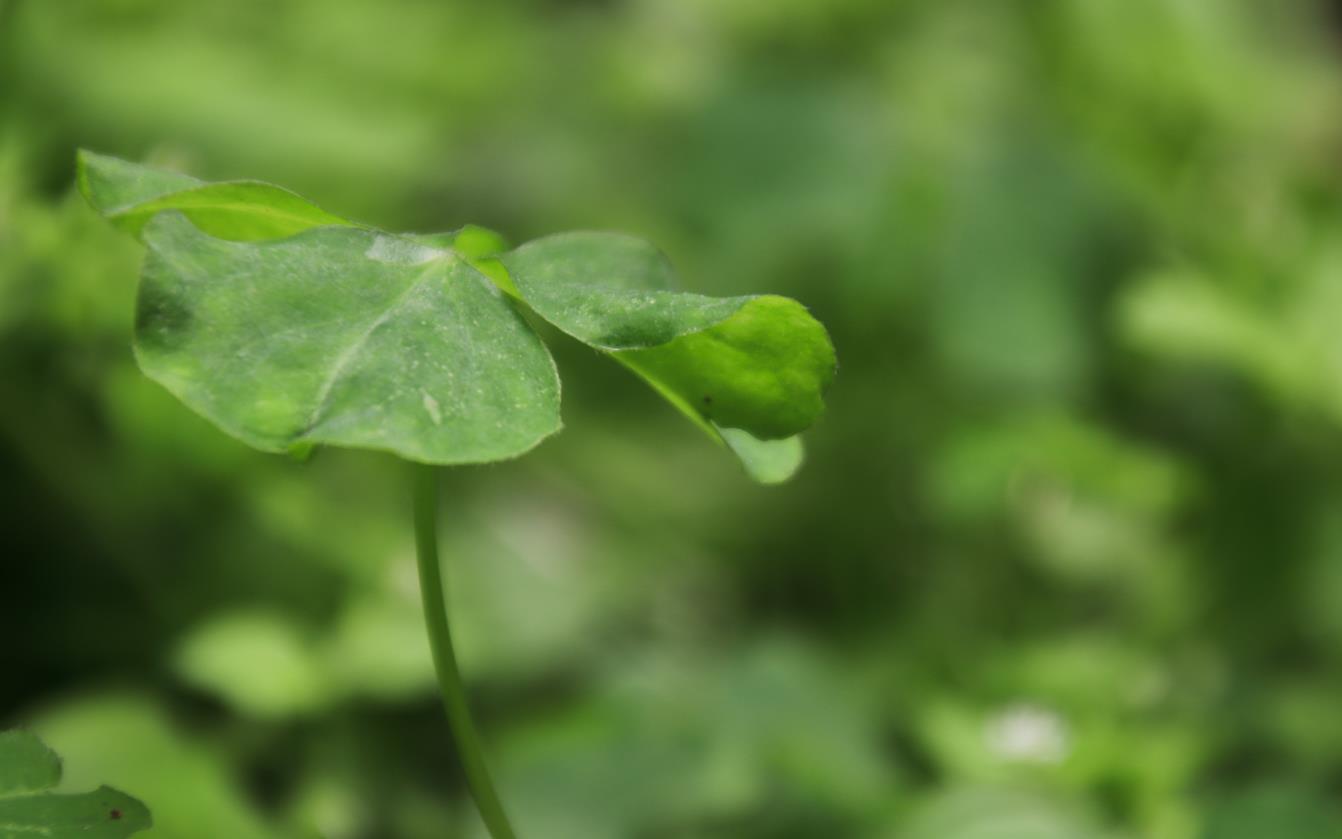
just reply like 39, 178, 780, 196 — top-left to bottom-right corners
135, 281, 194, 350
110, 809, 122, 820
702, 395, 713, 404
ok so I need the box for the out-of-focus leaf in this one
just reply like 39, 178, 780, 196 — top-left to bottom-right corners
173, 611, 329, 718
1119, 272, 1307, 400
0, 730, 151, 838
1202, 785, 1342, 839
930, 413, 1189, 522
0, 730, 61, 795
34, 696, 278, 839
487, 638, 894, 839
901, 787, 1108, 839
326, 594, 435, 702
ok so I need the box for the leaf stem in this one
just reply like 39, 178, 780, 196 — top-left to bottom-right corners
412, 464, 519, 839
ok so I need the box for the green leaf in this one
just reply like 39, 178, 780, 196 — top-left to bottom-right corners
77, 150, 348, 241
501, 232, 834, 481
76, 151, 199, 216
0, 731, 61, 796
173, 610, 330, 719
904, 787, 1106, 839
134, 213, 561, 464
79, 153, 834, 479
499, 232, 744, 349
0, 730, 151, 838
615, 296, 833, 439
33, 697, 277, 839
79, 153, 563, 465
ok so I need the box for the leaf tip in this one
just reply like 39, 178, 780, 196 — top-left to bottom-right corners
74, 148, 100, 208
719, 428, 806, 484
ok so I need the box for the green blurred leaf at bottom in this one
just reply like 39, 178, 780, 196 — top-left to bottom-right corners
0, 730, 151, 838
34, 695, 279, 839
901, 787, 1108, 839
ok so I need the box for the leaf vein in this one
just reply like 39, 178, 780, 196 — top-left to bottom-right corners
110, 199, 338, 228
296, 256, 453, 439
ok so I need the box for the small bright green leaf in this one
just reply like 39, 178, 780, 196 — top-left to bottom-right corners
78, 150, 348, 242
501, 231, 834, 479
450, 225, 510, 259
432, 226, 517, 295
135, 213, 561, 464
0, 730, 151, 838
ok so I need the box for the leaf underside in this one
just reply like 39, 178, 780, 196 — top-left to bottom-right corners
0, 730, 151, 839
79, 150, 834, 480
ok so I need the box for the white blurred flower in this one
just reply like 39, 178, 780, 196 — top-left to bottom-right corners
984, 703, 1070, 765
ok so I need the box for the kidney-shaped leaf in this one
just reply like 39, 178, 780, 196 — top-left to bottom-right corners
0, 730, 151, 838
133, 214, 561, 464
501, 232, 835, 482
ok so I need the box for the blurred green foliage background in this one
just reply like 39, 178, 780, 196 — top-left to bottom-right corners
5, 1, 1342, 837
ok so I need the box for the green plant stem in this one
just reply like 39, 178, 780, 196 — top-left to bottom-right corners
413, 464, 519, 839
